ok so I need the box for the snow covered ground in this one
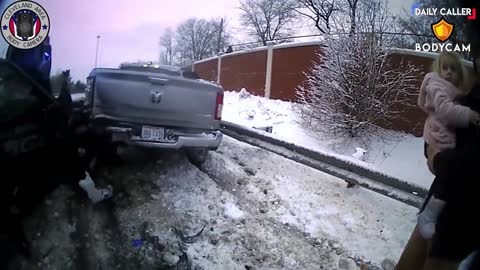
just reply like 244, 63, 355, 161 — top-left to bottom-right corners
17, 136, 416, 269
223, 89, 434, 190
204, 137, 417, 266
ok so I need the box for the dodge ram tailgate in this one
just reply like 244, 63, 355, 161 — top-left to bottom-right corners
88, 68, 223, 130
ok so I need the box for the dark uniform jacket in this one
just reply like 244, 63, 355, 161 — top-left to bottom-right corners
428, 83, 480, 260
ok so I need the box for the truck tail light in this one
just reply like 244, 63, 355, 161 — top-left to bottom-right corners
214, 92, 223, 120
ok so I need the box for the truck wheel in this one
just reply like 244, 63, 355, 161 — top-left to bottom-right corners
186, 148, 209, 166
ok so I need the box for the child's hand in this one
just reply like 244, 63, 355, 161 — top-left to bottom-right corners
470, 110, 480, 126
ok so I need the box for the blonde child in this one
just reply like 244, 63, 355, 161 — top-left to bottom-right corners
418, 51, 480, 156
417, 51, 480, 240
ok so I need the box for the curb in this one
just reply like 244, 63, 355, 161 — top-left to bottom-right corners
220, 120, 428, 199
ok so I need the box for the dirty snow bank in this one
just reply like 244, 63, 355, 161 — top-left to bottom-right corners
206, 136, 417, 266
125, 152, 344, 270
223, 89, 433, 189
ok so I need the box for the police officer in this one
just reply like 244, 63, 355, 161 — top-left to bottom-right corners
0, 0, 93, 267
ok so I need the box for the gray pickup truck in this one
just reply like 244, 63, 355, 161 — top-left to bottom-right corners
84, 63, 224, 165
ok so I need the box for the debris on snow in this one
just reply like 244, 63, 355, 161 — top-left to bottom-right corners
174, 225, 206, 244
244, 167, 256, 176
238, 88, 251, 99
78, 172, 113, 204
237, 178, 248, 186
209, 235, 220, 246
259, 201, 269, 214
150, 194, 161, 200
243, 110, 256, 120
224, 202, 244, 219
177, 252, 190, 269
163, 253, 180, 266
347, 182, 356, 188
253, 126, 273, 133
132, 239, 143, 248
352, 148, 367, 161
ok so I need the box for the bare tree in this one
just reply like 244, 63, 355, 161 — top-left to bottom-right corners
175, 18, 216, 62
356, 0, 400, 46
356, 0, 390, 33
174, 18, 230, 64
159, 28, 174, 65
344, 0, 360, 34
324, 0, 360, 35
325, 0, 360, 34
239, 0, 297, 46
295, 0, 338, 34
296, 0, 421, 147
328, 0, 399, 40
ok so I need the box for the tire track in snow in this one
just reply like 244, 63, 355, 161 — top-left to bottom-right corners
148, 151, 341, 269
205, 136, 416, 268
198, 149, 366, 269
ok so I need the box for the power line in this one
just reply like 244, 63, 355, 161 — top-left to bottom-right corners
229, 31, 436, 48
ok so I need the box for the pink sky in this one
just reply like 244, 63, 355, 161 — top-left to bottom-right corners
36, 0, 242, 80
33, 0, 410, 81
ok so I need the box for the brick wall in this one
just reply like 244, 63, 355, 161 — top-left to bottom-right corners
193, 44, 474, 136
220, 50, 267, 97
194, 58, 218, 82
270, 45, 322, 101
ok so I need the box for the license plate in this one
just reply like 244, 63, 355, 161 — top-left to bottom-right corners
141, 126, 166, 141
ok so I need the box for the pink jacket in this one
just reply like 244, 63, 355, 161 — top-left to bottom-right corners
418, 72, 471, 151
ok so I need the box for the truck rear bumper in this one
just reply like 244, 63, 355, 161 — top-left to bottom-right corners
93, 115, 222, 150
127, 130, 223, 150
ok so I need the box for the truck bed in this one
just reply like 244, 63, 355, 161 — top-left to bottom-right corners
88, 68, 223, 131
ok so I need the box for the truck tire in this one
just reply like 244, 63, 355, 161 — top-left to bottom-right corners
186, 148, 209, 166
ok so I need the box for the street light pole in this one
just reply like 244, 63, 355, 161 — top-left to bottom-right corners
95, 35, 101, 68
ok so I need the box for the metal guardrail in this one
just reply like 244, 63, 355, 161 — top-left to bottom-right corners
220, 120, 428, 207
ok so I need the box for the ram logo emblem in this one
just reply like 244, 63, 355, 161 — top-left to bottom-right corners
151, 90, 163, 103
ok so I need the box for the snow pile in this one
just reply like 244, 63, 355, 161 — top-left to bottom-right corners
223, 89, 434, 189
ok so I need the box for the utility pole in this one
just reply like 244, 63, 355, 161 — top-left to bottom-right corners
95, 35, 101, 68
217, 18, 224, 53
